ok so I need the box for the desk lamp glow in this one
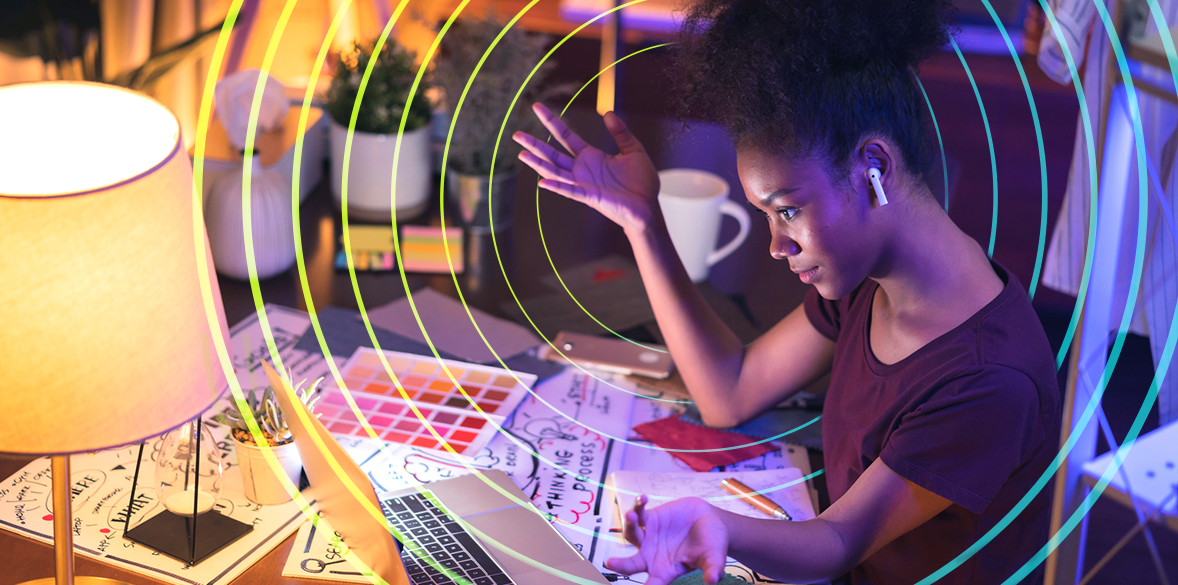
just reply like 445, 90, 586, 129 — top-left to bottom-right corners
0, 82, 232, 585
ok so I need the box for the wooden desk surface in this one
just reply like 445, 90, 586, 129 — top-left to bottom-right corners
0, 104, 797, 585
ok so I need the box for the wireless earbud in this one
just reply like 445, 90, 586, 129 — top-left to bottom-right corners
867, 167, 889, 206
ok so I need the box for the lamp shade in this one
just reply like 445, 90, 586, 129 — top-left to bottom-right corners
0, 82, 231, 455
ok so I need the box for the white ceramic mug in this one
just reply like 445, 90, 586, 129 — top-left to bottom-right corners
657, 169, 751, 282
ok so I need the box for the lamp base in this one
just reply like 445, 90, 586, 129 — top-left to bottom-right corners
21, 579, 133, 585
123, 510, 253, 565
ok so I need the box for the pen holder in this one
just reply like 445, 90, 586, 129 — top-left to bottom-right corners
232, 437, 302, 505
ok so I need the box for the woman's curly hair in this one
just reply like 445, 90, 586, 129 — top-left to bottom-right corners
673, 0, 954, 184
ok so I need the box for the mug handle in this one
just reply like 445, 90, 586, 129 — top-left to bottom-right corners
707, 200, 751, 267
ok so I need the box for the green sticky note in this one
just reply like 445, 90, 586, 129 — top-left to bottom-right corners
670, 569, 752, 584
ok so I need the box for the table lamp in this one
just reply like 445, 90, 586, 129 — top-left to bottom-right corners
0, 82, 233, 584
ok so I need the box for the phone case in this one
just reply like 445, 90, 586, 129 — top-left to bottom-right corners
539, 331, 674, 379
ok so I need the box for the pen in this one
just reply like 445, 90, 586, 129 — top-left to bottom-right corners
721, 478, 793, 520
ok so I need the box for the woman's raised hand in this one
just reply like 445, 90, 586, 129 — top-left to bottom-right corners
512, 103, 660, 234
605, 495, 731, 585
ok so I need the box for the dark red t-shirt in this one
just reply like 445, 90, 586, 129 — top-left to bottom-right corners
804, 262, 1061, 585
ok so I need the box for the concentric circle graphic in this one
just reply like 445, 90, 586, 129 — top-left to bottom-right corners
179, 0, 1178, 583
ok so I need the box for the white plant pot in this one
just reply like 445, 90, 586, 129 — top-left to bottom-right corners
233, 438, 302, 505
205, 154, 297, 280
329, 119, 431, 222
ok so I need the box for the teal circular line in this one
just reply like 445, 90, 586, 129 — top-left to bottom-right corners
948, 38, 1000, 258
915, 1, 1162, 581
913, 76, 951, 212
899, 6, 1054, 577
1008, 287, 1178, 584
914, 0, 1103, 580
999, 2, 1173, 580
976, 0, 1051, 300
1049, 0, 1105, 373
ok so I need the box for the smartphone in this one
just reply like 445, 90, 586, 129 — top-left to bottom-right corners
538, 331, 674, 379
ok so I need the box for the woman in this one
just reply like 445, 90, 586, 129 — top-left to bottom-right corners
512, 1, 1061, 583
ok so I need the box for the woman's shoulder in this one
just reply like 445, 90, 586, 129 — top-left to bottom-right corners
972, 263, 1058, 381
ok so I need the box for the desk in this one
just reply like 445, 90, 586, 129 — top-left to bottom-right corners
0, 103, 812, 584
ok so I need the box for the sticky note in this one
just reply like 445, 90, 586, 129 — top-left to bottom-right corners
340, 225, 395, 252
400, 226, 464, 274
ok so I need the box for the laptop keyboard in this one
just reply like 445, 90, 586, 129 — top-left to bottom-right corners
382, 490, 515, 585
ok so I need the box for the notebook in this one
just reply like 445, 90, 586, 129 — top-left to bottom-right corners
605, 467, 817, 530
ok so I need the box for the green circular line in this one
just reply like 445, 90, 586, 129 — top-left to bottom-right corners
425, 12, 802, 543
436, 0, 544, 373
186, 1, 377, 577
468, 0, 721, 417
430, 0, 813, 521
237, 5, 418, 575
240, 0, 299, 376
333, 2, 679, 554
434, 24, 746, 452
232, 0, 333, 515
435, 0, 710, 450
240, 7, 499, 581
532, 42, 677, 357
334, 0, 536, 513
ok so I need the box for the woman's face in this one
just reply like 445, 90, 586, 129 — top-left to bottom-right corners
736, 146, 879, 300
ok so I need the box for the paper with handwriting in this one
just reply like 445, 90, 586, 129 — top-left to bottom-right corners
0, 421, 308, 585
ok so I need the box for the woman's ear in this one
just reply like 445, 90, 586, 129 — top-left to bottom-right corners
859, 140, 894, 209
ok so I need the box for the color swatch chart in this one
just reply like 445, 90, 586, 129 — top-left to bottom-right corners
317, 348, 535, 456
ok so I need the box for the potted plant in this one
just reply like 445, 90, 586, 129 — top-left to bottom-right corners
430, 12, 572, 233
215, 379, 322, 505
326, 38, 433, 222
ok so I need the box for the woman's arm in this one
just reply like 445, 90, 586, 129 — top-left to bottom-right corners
607, 459, 953, 584
514, 104, 834, 427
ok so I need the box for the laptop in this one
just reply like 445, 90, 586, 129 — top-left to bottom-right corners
262, 361, 610, 585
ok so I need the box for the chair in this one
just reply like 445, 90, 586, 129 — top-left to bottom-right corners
1047, 2, 1178, 584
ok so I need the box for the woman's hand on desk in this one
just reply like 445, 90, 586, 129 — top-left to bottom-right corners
512, 103, 660, 235
606, 495, 730, 585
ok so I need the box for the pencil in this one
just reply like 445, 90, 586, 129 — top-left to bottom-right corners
721, 478, 793, 520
